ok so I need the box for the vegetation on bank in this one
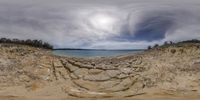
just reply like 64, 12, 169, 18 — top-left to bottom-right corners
178, 39, 200, 44
0, 38, 53, 49
0, 37, 199, 50
147, 39, 200, 50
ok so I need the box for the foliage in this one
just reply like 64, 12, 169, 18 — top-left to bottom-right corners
147, 39, 200, 50
153, 44, 159, 48
147, 46, 152, 50
0, 38, 53, 49
178, 39, 200, 43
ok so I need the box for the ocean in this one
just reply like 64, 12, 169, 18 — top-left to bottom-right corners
53, 49, 143, 58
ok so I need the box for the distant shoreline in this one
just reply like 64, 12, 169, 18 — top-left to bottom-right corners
53, 48, 145, 51
53, 49, 144, 58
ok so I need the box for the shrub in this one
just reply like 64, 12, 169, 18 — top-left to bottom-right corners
0, 38, 53, 49
153, 44, 159, 48
147, 46, 152, 50
164, 41, 169, 45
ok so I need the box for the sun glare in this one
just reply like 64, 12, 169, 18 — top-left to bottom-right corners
89, 13, 117, 33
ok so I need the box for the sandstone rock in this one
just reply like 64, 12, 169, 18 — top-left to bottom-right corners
53, 60, 63, 68
106, 70, 121, 78
119, 68, 133, 74
73, 68, 88, 78
117, 73, 129, 79
84, 72, 111, 81
19, 75, 30, 82
88, 69, 103, 74
65, 63, 79, 72
73, 79, 100, 91
98, 79, 121, 91
104, 78, 134, 92
26, 81, 46, 91
34, 67, 51, 80
1, 43, 200, 99
55, 67, 70, 80
133, 60, 142, 65
70, 73, 79, 79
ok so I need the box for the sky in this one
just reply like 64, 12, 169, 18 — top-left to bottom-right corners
0, 0, 200, 49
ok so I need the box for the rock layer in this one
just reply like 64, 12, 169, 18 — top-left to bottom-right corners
0, 43, 200, 99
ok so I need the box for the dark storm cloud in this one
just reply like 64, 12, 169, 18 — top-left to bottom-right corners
110, 7, 200, 44
133, 12, 175, 41
112, 13, 175, 42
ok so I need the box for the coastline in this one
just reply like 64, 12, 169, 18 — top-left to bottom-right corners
53, 49, 144, 58
0, 43, 200, 100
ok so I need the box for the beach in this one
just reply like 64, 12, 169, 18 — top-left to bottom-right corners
0, 43, 200, 100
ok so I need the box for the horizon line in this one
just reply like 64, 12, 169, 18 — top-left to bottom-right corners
53, 48, 145, 51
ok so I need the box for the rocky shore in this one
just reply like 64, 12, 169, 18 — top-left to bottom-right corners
0, 43, 200, 100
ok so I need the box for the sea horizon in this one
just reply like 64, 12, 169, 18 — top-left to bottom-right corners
53, 49, 143, 57
53, 48, 145, 51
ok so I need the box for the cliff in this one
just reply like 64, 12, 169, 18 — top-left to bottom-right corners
0, 43, 200, 100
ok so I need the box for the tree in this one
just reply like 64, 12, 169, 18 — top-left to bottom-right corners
164, 41, 169, 45
147, 46, 152, 50
12, 39, 20, 43
153, 44, 159, 48
0, 37, 53, 49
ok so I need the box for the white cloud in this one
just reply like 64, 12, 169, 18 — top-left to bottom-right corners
0, 0, 200, 49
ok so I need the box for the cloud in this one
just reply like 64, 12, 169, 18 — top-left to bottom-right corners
0, 0, 200, 49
